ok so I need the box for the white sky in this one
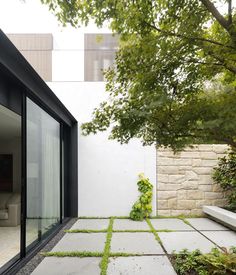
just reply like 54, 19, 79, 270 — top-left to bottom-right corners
0, 0, 234, 34
0, 0, 110, 34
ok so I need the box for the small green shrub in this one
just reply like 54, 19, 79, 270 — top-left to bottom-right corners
213, 151, 236, 210
173, 247, 236, 275
129, 173, 153, 221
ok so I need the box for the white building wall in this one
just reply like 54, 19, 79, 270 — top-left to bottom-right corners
48, 82, 156, 216
0, 0, 157, 217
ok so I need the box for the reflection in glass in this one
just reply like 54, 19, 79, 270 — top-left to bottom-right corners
26, 98, 60, 249
0, 104, 21, 268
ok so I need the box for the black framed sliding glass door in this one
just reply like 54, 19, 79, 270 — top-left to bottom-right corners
26, 98, 60, 250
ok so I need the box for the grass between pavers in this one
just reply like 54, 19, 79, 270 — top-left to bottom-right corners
100, 217, 114, 275
113, 229, 174, 233
65, 229, 107, 233
78, 216, 129, 219
78, 214, 204, 220
65, 229, 175, 233
150, 214, 205, 219
42, 251, 142, 258
146, 218, 162, 244
42, 251, 103, 257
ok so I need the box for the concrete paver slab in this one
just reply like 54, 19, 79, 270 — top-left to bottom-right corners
110, 232, 164, 254
113, 219, 150, 230
31, 257, 101, 275
201, 231, 236, 248
107, 256, 176, 275
51, 233, 106, 252
150, 219, 193, 231
186, 218, 230, 231
159, 232, 216, 253
70, 219, 109, 230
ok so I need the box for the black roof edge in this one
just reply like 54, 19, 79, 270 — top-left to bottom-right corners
0, 29, 77, 126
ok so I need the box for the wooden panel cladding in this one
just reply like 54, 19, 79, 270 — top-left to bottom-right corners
7, 34, 53, 81
7, 33, 53, 51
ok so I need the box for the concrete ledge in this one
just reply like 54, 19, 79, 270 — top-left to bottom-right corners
203, 206, 236, 230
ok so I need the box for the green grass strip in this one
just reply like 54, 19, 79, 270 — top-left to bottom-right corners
109, 252, 142, 257
150, 214, 204, 219
78, 216, 129, 219
42, 251, 103, 257
100, 217, 114, 275
113, 229, 174, 233
65, 229, 107, 233
113, 229, 151, 233
146, 218, 162, 244
42, 251, 143, 258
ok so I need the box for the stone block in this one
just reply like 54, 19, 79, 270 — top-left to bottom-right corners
158, 166, 179, 174
170, 209, 190, 216
174, 159, 192, 166
168, 198, 177, 209
185, 171, 198, 181
200, 152, 217, 160
198, 175, 214, 184
189, 209, 203, 216
179, 152, 201, 159
182, 181, 199, 190
187, 190, 204, 200
205, 192, 223, 200
169, 175, 185, 184
198, 184, 212, 192
158, 151, 175, 158
178, 200, 196, 210
158, 200, 168, 209
158, 183, 181, 191
159, 157, 174, 166
212, 184, 223, 192
201, 159, 219, 167
212, 199, 227, 207
177, 190, 187, 199
158, 210, 171, 216
183, 145, 199, 152
158, 191, 177, 200
158, 174, 169, 183
197, 145, 213, 151
212, 144, 228, 154
192, 159, 202, 167
196, 200, 213, 208
193, 167, 213, 175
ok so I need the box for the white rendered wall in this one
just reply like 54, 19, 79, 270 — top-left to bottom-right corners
48, 82, 157, 217
0, 0, 157, 217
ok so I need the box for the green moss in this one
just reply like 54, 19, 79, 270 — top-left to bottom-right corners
113, 229, 151, 233
150, 214, 204, 219
100, 217, 114, 275
65, 229, 107, 233
78, 216, 129, 219
146, 218, 162, 244
109, 252, 142, 257
42, 251, 103, 257
113, 229, 174, 233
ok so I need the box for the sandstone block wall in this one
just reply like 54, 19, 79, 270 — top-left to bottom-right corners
157, 144, 228, 216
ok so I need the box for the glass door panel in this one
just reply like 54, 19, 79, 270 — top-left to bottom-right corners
26, 98, 60, 249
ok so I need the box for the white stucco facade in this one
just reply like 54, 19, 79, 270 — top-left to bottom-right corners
0, 0, 157, 217
48, 82, 156, 216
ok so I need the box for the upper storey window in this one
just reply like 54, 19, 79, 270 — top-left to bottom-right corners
84, 33, 118, 81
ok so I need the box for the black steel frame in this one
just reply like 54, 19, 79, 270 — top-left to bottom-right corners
0, 30, 78, 274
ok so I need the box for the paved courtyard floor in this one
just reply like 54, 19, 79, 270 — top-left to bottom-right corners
31, 217, 236, 275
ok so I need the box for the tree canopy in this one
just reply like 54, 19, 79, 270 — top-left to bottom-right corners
41, 0, 236, 151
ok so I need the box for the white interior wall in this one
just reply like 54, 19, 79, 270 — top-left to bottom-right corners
48, 82, 156, 217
